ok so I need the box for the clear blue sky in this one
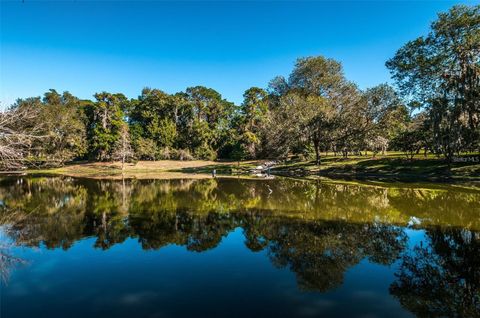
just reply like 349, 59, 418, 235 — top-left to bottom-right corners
1, 1, 478, 107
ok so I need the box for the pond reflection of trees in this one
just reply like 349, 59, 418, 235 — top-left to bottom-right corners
0, 176, 479, 314
390, 228, 480, 317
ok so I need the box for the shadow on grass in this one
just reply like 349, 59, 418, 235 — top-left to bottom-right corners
169, 163, 243, 175
272, 156, 480, 184
49, 158, 479, 185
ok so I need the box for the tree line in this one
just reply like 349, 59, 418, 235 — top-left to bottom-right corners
1, 5, 478, 169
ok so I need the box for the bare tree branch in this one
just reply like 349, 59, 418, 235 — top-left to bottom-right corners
0, 106, 45, 170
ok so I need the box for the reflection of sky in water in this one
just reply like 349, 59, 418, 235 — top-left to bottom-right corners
2, 227, 418, 318
1, 176, 478, 318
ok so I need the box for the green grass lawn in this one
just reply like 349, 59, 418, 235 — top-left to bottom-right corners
22, 152, 479, 186
271, 151, 479, 183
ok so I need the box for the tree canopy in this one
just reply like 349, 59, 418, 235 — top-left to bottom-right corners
1, 4, 478, 168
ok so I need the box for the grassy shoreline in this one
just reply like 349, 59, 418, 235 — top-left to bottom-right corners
272, 153, 479, 186
9, 153, 480, 187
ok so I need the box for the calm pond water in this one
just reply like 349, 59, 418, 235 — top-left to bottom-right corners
0, 176, 479, 318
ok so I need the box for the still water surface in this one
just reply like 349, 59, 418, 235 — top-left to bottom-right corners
0, 176, 479, 318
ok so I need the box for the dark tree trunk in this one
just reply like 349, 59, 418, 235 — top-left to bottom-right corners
313, 139, 321, 165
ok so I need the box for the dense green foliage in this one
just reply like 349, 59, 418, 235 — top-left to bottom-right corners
387, 5, 480, 161
4, 5, 478, 167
